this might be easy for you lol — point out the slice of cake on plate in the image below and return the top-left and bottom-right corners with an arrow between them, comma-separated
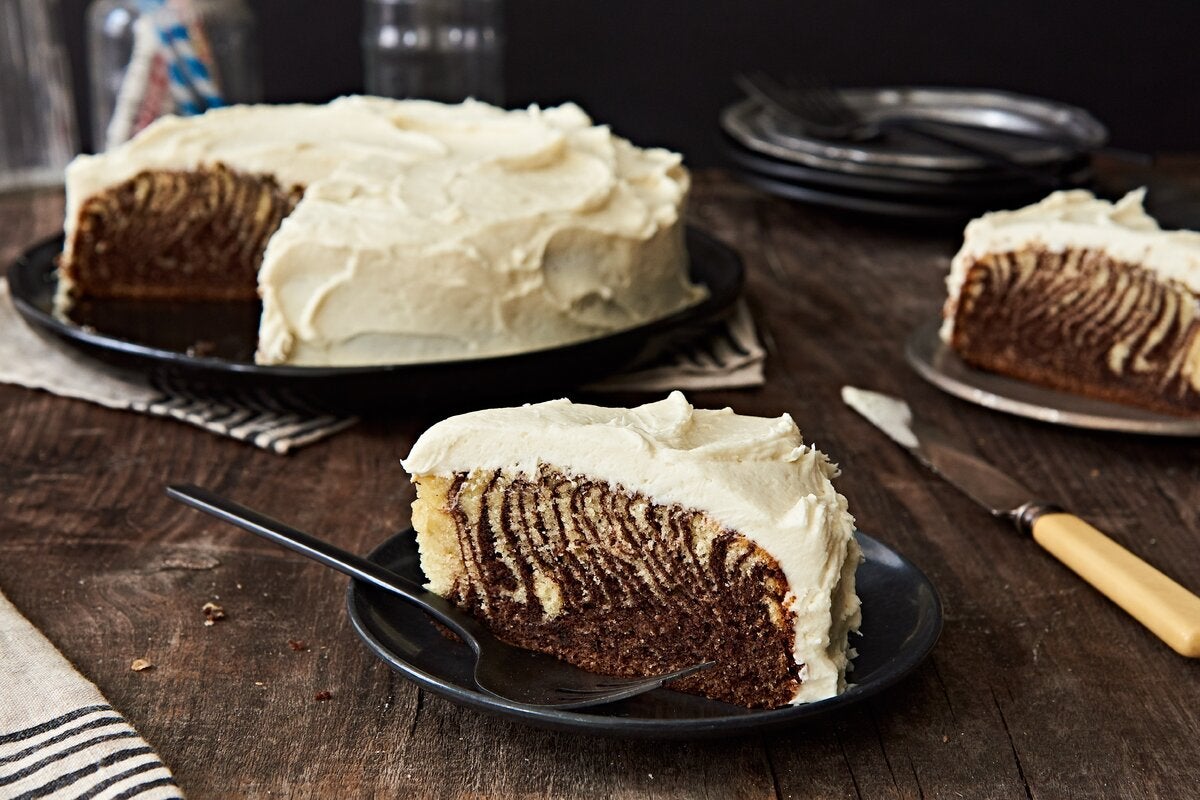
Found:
942,189 -> 1200,416
58,97 -> 705,367
401,392 -> 862,709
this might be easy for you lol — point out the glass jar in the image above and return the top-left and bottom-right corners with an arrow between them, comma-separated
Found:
363,0 -> 504,105
87,0 -> 261,151
0,0 -> 78,192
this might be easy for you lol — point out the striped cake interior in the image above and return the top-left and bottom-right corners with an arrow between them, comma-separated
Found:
61,163 -> 303,303
949,248 -> 1200,416
411,465 -> 803,708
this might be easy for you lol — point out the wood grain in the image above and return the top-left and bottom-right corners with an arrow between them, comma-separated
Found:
2,169 -> 1199,798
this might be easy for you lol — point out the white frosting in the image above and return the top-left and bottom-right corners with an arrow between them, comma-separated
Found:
63,97 -> 704,366
942,189 -> 1200,341
401,391 -> 862,704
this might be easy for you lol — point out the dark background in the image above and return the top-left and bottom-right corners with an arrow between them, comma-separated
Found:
60,0 -> 1200,166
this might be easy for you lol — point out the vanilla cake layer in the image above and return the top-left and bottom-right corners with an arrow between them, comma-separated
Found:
942,190 -> 1200,415
402,392 -> 862,708
59,97 -> 705,367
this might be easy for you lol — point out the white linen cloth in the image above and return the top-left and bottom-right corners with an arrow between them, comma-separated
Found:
0,589 -> 183,800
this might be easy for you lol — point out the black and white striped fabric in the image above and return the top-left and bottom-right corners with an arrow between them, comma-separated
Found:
0,591 -> 182,800
0,281 -> 354,455
129,377 -> 359,455
587,299 -> 765,392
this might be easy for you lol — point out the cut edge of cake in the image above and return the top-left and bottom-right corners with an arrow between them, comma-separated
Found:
56,163 -> 303,310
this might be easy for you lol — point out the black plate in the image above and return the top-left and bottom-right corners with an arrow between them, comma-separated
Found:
6,228 -> 743,413
346,529 -> 942,739
732,170 -> 981,222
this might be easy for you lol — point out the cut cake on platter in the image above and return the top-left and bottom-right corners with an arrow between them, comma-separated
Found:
58,97 -> 705,367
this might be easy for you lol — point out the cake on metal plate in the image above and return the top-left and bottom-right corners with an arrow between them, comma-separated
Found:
401,392 -> 862,709
56,97 -> 705,367
942,189 -> 1200,416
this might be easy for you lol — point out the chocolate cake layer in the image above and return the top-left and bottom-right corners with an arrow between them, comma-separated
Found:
60,163 -> 302,302
949,248 -> 1200,416
424,466 -> 802,709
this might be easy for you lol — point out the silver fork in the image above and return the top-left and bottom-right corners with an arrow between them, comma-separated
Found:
737,71 -> 870,141
166,484 -> 713,709
736,71 -> 1069,186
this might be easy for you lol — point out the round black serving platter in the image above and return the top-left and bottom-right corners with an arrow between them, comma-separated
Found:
346,529 -> 943,739
6,227 -> 743,414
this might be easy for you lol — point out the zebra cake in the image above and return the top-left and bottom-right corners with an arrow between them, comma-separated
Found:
57,97 -> 704,367
942,189 -> 1200,416
400,392 -> 862,709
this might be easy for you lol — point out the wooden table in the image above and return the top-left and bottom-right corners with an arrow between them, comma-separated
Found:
3,166 -> 1198,799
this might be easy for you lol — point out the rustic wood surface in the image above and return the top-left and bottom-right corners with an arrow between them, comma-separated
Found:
2,164 -> 1199,799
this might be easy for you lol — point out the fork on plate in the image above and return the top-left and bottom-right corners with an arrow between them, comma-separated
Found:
166,484 -> 713,709
735,71 -> 1080,185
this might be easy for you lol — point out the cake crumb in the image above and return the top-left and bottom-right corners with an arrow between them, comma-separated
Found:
288,639 -> 308,652
314,690 -> 332,701
130,658 -> 154,672
202,601 -> 226,625
159,553 -> 221,571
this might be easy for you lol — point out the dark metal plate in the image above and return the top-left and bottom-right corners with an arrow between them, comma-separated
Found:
721,87 -> 1107,179
907,320 -> 1200,436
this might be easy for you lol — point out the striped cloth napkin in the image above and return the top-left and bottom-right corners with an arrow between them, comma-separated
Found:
0,589 -> 182,800
1,279 -> 765,454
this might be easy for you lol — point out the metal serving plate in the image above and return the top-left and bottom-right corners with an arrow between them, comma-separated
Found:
906,321 -> 1200,436
732,170 -> 981,222
721,133 -> 1091,201
721,87 -> 1107,180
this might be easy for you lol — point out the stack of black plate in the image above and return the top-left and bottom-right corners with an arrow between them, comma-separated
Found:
720,87 -> 1108,222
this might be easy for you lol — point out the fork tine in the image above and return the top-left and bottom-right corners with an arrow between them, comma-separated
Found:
738,71 -> 861,138
741,72 -> 813,122
785,73 -> 857,126
481,661 -> 718,709
554,661 -> 715,695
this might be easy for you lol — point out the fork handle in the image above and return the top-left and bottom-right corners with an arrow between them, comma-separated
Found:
883,118 -> 1066,187
166,484 -> 490,648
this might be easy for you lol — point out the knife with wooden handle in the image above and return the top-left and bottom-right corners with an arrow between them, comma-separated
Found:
842,386 -> 1200,658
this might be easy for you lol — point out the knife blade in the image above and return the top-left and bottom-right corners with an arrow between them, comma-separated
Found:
842,386 -> 1200,658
